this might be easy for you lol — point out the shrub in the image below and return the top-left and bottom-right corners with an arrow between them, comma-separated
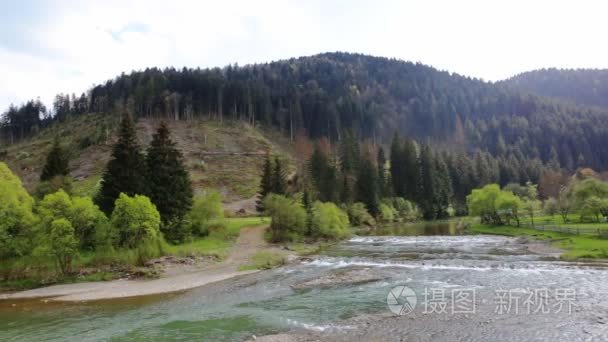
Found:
347,202 -> 376,226
110,193 -> 162,249
0,162 -> 37,258
37,189 -> 108,250
392,197 -> 421,221
48,218 -> 78,275
310,201 -> 350,240
378,203 -> 397,223
263,194 -> 307,242
186,190 -> 225,237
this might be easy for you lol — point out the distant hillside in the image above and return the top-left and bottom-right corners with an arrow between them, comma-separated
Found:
0,113 -> 292,202
3,52 -> 608,170
503,68 -> 608,109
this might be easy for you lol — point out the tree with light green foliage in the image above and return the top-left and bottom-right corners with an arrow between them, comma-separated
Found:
346,202 -> 376,227
110,193 -> 162,249
263,194 -> 307,242
310,201 -> 350,240
48,218 -> 78,275
467,184 -> 503,225
495,191 -> 523,226
186,190 -> 225,237
378,203 -> 397,223
37,189 -> 108,250
571,178 -> 608,221
580,196 -> 608,222
0,162 -> 37,258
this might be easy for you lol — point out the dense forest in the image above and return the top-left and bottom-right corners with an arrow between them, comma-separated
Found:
503,68 -> 608,109
3,52 -> 608,171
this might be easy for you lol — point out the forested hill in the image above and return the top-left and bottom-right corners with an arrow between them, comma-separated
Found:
3,52 -> 608,171
503,68 -> 608,109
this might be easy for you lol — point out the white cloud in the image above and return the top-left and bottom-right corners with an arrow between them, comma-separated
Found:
1,0 -> 608,110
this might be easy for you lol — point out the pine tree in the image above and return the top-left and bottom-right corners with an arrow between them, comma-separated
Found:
402,137 -> 420,202
356,154 -> 380,216
145,122 -> 193,241
419,144 -> 438,220
340,173 -> 353,204
95,114 -> 146,214
308,144 -> 338,202
271,156 -> 287,195
377,147 -> 388,198
434,153 -> 453,218
256,153 -> 273,212
390,133 -> 404,197
40,136 -> 69,181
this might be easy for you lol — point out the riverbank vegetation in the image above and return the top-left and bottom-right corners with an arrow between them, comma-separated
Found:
0,115 -> 268,290
466,171 -> 608,259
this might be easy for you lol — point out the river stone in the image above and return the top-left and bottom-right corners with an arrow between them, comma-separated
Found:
291,267 -> 384,290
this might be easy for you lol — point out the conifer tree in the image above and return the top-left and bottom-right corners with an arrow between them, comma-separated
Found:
145,122 -> 193,241
390,133 -> 404,197
309,144 -> 338,202
434,153 -> 453,218
256,153 -> 273,212
271,156 -> 287,195
377,147 -> 388,198
356,154 -> 380,216
340,173 -> 353,204
402,137 -> 421,202
40,137 -> 69,181
419,144 -> 438,220
95,114 -> 146,214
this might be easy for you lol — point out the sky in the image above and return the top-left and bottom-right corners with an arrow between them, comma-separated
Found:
1,0 -> 608,111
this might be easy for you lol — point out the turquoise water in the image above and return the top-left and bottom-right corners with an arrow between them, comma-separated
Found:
2,224 -> 608,341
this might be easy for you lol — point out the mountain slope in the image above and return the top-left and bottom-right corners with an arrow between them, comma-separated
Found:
3,52 -> 608,171
1,113 -> 292,202
502,68 -> 608,109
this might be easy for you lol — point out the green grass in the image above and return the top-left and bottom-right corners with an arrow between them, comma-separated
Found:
238,251 -> 286,271
533,214 -> 608,229
469,223 -> 608,259
167,217 -> 269,258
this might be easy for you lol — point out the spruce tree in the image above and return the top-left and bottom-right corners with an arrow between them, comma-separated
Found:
95,114 -> 146,214
402,137 -> 421,202
356,154 -> 380,216
377,147 -> 388,198
256,153 -> 273,212
271,156 -> 287,194
40,137 -> 69,181
145,122 -> 193,241
419,144 -> 438,220
389,133 -> 404,197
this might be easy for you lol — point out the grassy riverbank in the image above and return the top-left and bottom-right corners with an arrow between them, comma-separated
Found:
0,217 -> 269,291
469,224 -> 608,260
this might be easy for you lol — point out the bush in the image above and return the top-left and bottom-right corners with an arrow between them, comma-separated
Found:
186,190 -> 225,237
48,218 -> 78,275
310,201 -> 350,240
391,197 -> 421,221
37,189 -> 108,250
0,162 -> 37,258
263,194 -> 307,242
347,202 -> 376,226
110,193 -> 162,249
378,203 -> 397,223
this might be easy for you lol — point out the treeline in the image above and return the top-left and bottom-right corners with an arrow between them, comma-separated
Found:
504,68 -> 608,109
258,129 -> 550,240
4,53 -> 608,171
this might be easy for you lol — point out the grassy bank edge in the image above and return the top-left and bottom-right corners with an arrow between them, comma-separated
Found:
468,223 -> 608,260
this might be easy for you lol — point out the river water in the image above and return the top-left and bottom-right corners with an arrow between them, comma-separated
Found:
1,222 -> 608,341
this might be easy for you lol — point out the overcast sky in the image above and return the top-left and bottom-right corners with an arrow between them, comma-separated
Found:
1,0 -> 607,110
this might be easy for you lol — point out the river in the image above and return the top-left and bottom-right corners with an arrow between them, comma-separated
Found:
1,222 -> 607,341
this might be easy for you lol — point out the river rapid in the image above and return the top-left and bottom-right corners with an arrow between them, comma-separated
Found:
1,222 -> 608,341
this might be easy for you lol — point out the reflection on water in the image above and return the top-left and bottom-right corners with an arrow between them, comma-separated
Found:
1,224 -> 607,341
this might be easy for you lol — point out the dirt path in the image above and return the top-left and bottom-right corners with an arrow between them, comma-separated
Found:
0,225 -> 270,302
